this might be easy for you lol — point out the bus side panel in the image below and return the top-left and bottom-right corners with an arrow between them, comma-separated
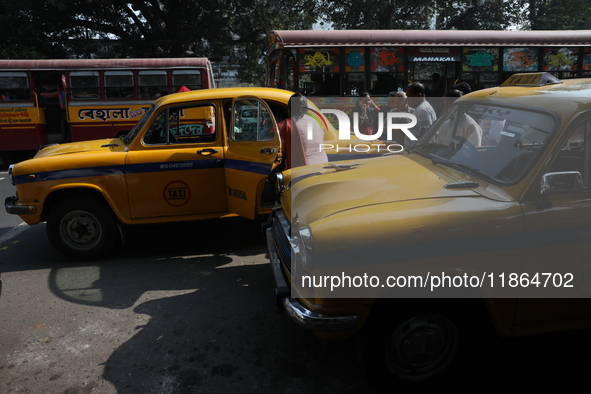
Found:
0,104 -> 48,151
68,102 -> 151,141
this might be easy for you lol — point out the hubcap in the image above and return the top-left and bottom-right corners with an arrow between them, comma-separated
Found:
385,315 -> 458,381
59,210 -> 102,251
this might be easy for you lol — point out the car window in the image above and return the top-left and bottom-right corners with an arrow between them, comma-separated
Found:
232,99 -> 275,142
143,103 -> 217,145
548,118 -> 591,188
414,102 -> 557,184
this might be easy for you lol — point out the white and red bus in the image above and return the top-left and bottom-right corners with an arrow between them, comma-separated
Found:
0,58 -> 215,156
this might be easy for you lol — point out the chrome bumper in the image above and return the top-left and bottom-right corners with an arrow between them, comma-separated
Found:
265,226 -> 358,331
5,196 -> 36,215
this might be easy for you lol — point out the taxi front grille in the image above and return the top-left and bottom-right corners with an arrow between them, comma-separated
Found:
271,209 -> 292,273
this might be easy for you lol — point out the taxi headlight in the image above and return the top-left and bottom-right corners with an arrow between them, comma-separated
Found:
8,164 -> 14,186
290,221 -> 314,275
275,172 -> 285,198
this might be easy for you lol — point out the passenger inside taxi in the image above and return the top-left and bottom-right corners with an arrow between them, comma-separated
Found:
433,90 -> 483,148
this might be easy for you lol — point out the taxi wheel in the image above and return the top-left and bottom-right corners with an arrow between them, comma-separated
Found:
47,198 -> 119,260
358,300 -> 479,390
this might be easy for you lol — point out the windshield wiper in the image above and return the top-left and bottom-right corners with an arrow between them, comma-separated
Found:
431,159 -> 497,184
408,141 -> 445,154
406,143 -> 428,152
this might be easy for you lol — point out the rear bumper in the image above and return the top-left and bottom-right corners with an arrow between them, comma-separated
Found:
265,224 -> 358,332
5,196 -> 36,215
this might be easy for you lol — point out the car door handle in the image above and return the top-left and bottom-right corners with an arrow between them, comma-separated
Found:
260,148 -> 275,154
197,148 -> 218,155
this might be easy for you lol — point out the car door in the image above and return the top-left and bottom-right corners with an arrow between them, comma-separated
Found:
125,101 -> 226,219
224,97 -> 282,219
517,117 -> 591,325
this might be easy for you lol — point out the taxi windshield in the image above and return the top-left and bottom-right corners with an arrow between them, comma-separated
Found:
411,102 -> 557,185
123,104 -> 156,144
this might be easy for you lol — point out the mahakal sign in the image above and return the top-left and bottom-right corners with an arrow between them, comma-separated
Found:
407,47 -> 461,62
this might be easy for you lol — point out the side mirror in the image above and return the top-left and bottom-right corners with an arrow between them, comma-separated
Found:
541,171 -> 583,195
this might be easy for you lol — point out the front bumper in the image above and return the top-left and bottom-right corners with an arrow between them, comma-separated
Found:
5,196 -> 36,215
265,221 -> 358,332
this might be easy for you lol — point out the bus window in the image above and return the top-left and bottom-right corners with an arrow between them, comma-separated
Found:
139,70 -> 168,98
172,70 -> 202,91
346,73 -> 365,96
370,73 -> 402,95
70,71 -> 100,99
0,72 -> 30,101
298,48 -> 341,96
105,70 -> 134,99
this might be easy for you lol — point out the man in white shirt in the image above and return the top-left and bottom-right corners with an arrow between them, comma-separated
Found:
405,82 -> 437,148
277,92 -> 328,169
433,90 -> 482,148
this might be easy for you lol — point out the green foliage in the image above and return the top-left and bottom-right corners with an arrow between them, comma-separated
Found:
0,0 -> 319,85
319,0 -> 525,30
527,0 -> 591,30
0,0 -> 68,58
433,0 -> 526,30
319,0 -> 435,29
0,0 -> 589,84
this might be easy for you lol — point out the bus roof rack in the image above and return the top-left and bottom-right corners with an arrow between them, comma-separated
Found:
501,72 -> 562,87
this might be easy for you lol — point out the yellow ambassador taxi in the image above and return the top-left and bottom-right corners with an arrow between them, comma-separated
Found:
266,73 -> 591,389
5,87 -> 372,260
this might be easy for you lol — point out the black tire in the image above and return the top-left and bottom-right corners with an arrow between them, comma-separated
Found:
358,300 -> 480,391
46,198 -> 119,260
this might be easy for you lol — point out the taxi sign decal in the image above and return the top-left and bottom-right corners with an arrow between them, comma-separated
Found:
500,72 -> 562,87
164,180 -> 191,207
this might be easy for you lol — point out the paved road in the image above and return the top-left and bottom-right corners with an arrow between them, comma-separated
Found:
0,218 -> 382,393
1,200 -> 590,392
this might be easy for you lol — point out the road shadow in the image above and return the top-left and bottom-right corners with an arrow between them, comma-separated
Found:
2,217 -> 590,392
101,262 -> 379,393
2,217 -> 270,308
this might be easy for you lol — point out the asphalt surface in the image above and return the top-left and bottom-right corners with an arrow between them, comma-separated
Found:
1,166 -> 591,393
0,218 -> 381,394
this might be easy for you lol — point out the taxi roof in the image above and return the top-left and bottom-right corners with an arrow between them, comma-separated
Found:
468,75 -> 591,99
154,87 -> 295,106
463,75 -> 591,115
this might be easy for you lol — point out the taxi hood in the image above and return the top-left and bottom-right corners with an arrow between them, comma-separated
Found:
34,138 -> 124,158
286,154 -> 482,225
